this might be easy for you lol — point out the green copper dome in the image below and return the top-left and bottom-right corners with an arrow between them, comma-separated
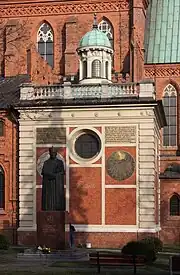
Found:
79,16 -> 112,48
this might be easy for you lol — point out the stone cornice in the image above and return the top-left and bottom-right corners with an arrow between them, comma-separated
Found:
0,0 -> 129,17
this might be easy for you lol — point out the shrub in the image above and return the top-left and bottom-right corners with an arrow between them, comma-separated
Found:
0,234 -> 9,250
121,240 -> 156,263
140,237 -> 163,253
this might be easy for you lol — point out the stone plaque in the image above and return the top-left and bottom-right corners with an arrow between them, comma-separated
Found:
36,128 -> 66,144
37,211 -> 65,249
106,150 -> 135,181
105,126 -> 136,144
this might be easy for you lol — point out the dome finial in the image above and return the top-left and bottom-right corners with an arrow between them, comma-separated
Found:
93,13 -> 98,29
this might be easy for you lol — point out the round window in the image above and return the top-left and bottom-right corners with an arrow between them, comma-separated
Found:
74,131 -> 101,160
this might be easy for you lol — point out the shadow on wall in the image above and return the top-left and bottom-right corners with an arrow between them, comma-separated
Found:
160,194 -> 180,245
18,110 -> 89,249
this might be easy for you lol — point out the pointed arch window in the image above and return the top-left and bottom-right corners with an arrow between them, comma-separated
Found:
37,22 -> 54,67
98,19 -> 114,48
162,84 -> 177,146
0,166 -> 5,209
170,194 -> 180,216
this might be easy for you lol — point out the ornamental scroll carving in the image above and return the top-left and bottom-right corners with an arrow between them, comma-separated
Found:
0,1 -> 129,17
106,150 -> 135,181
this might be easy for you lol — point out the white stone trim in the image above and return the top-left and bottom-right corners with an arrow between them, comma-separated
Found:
17,226 -> 37,232
105,185 -> 136,189
66,127 -> 70,212
102,126 -> 105,225
69,164 -> 102,167
65,225 -> 161,233
36,144 -> 66,147
68,126 -> 103,165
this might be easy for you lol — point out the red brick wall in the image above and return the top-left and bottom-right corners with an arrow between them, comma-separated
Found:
0,112 -> 18,244
69,167 -> 101,224
105,189 -> 136,225
160,180 -> 180,244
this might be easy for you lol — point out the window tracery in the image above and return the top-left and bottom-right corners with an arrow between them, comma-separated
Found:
98,19 -> 113,47
162,84 -> 177,147
37,22 -> 54,67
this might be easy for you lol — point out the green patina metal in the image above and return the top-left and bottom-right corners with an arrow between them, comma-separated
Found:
145,0 -> 180,64
79,28 -> 112,48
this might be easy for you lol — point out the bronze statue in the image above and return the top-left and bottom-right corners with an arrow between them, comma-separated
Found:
41,147 -> 65,211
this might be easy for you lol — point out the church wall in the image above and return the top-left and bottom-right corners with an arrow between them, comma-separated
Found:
0,112 -> 18,243
145,64 -> 180,243
1,1 -> 131,80
17,106 -> 160,247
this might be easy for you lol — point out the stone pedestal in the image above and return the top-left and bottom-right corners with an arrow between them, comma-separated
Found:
37,211 -> 65,249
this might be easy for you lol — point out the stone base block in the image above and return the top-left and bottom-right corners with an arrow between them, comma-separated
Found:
37,211 -> 65,249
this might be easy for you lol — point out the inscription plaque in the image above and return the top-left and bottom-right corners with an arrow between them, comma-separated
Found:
105,126 -> 136,144
106,150 -> 135,181
36,128 -> 66,144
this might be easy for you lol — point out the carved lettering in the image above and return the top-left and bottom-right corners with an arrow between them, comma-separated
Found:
36,127 -> 66,144
105,126 -> 136,143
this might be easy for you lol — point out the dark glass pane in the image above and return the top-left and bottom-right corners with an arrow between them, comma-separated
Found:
46,55 -> 54,68
170,135 -> 176,146
163,135 -> 169,146
75,133 -> 101,159
170,116 -> 176,126
38,42 -> 45,55
46,42 -> 53,54
170,96 -> 176,107
163,97 -> 169,106
163,126 -> 169,135
0,121 -> 3,136
169,107 -> 176,115
170,195 -> 180,216
105,62 -> 108,79
0,169 -> 4,209
83,61 -> 87,79
164,107 -> 169,115
169,126 -> 176,135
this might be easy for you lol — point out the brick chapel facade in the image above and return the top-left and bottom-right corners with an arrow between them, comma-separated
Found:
0,0 -> 179,246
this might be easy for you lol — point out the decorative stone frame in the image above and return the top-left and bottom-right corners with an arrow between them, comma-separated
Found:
68,127 -> 102,164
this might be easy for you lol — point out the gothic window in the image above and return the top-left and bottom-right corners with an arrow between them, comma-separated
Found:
170,194 -> 180,216
37,22 -> 54,67
82,61 -> 87,79
92,60 -> 101,78
98,19 -> 114,48
0,120 -> 4,136
0,166 -> 5,209
162,84 -> 177,146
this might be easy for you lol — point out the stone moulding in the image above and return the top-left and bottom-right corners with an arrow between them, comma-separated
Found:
0,0 -> 129,17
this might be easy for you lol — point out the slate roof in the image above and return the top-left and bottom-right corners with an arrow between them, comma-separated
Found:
0,74 -> 29,109
144,0 -> 180,64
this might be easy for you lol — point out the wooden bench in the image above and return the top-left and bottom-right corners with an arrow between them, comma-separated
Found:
89,251 -> 146,274
170,255 -> 180,275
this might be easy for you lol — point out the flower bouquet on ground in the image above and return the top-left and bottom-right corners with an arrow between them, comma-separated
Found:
37,245 -> 51,254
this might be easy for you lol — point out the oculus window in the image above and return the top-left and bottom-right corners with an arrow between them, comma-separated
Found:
74,130 -> 101,160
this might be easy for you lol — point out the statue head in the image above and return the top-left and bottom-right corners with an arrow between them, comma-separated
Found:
49,146 -> 57,159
